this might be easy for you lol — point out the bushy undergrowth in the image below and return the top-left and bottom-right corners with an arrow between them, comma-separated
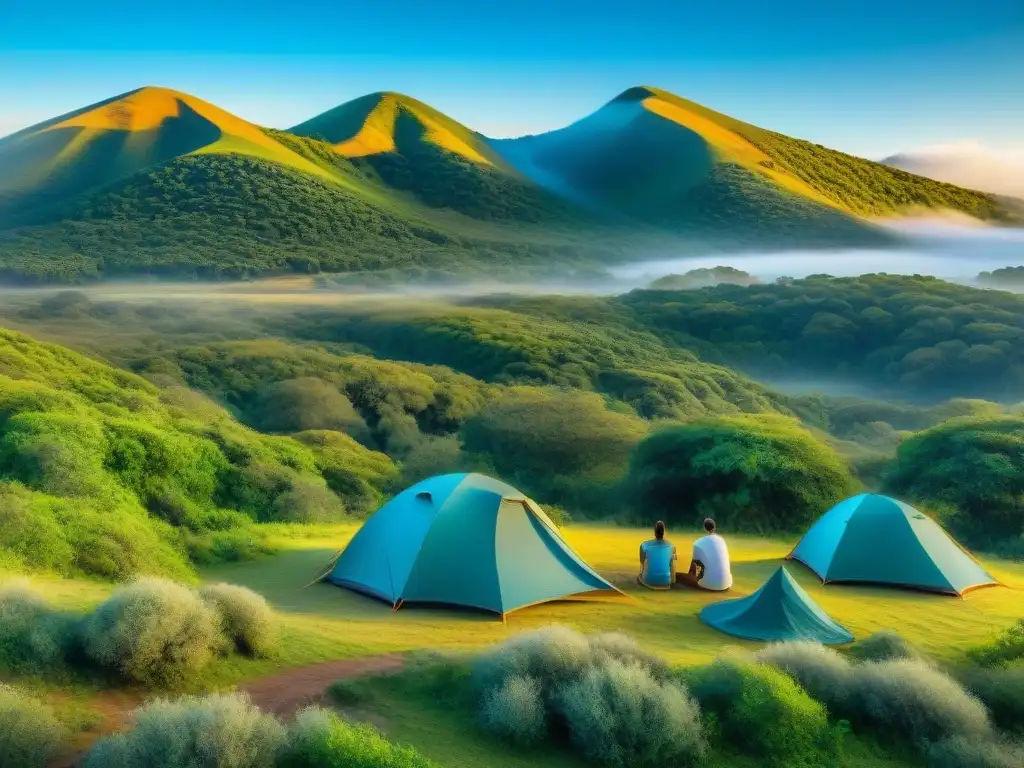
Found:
951,666 -> 1024,735
684,657 -> 833,767
200,583 -> 278,657
853,660 -> 991,747
479,674 -> 545,746
0,684 -> 64,768
84,693 -> 285,768
472,626 -> 703,767
847,631 -> 927,664
82,578 -> 222,685
559,659 -> 705,768
0,582 -> 77,673
84,697 -> 438,768
279,706 -> 440,767
970,619 -> 1024,667
757,641 -> 994,751
927,735 -> 1024,768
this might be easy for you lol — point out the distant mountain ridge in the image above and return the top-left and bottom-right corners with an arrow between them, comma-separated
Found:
0,85 -> 1019,283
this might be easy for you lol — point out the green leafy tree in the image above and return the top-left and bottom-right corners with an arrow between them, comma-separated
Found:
627,414 -> 857,532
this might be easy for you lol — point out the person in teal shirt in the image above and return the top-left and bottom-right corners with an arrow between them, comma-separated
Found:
639,521 -> 677,589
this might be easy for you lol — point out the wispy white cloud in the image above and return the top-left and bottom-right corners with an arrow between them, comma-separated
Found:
885,141 -> 1024,197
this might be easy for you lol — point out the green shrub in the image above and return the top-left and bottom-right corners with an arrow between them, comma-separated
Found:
199,583 -> 278,657
970,620 -> 1024,667
84,692 -> 284,768
83,578 -> 220,684
559,659 -> 705,768
849,659 -> 991,746
279,706 -> 440,767
952,666 -> 1024,734
479,674 -> 545,746
586,632 -> 670,679
461,387 -> 648,513
883,417 -> 1024,551
685,657 -> 833,766
0,684 -> 65,768
471,625 -> 593,695
847,631 -> 928,664
627,415 -> 857,533
927,735 -> 1024,768
755,641 -> 854,712
0,582 -> 78,673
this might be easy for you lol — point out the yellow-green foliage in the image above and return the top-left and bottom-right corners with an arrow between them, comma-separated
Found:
684,657 -> 832,767
0,329 -> 397,578
280,706 -> 442,768
0,683 -> 64,768
627,414 -> 857,532
199,583 -> 278,657
82,578 -> 222,685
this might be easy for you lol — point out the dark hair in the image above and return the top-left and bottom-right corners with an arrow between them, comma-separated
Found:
704,518 -> 716,533
654,521 -> 665,540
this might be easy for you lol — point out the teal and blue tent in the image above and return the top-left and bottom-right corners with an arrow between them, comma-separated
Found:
788,494 -> 997,596
700,566 -> 854,644
325,473 -> 623,619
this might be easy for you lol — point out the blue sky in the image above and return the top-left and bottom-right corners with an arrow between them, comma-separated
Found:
2,0 -> 1022,158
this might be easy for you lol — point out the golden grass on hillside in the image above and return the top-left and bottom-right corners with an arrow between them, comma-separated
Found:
640,92 -> 841,209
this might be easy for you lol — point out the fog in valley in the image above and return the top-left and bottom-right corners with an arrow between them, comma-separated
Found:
608,220 -> 1024,288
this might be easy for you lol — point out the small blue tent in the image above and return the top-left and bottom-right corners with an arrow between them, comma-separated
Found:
700,567 -> 854,644
325,473 -> 623,618
788,494 -> 997,596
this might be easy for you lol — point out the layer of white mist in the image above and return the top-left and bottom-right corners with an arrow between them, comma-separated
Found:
609,221 -> 1024,287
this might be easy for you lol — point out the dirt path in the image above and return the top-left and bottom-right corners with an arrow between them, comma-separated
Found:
50,654 -> 406,767
241,654 -> 406,717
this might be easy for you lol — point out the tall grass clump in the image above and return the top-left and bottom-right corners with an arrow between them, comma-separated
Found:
847,631 -> 927,664
0,582 -> 78,673
849,659 -> 991,747
199,583 -> 278,657
479,674 -> 545,746
82,577 -> 220,685
279,706 -> 441,767
970,619 -> 1024,667
0,684 -> 65,768
83,692 -> 284,768
684,657 -> 834,767
559,659 -> 705,768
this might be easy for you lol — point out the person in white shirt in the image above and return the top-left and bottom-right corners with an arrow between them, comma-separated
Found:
677,518 -> 733,591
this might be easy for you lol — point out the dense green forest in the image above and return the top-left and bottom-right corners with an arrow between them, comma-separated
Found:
616,273 -> 1024,402
1,272 -> 1022,569
0,154 -> 630,283
978,266 -> 1024,288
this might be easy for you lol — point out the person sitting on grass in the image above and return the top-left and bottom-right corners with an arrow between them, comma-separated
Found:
638,520 -> 677,589
677,518 -> 733,591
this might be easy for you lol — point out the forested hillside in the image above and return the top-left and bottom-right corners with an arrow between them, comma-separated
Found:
1,86 -> 1020,283
617,274 -> 1024,402
3,274 -> 1022,558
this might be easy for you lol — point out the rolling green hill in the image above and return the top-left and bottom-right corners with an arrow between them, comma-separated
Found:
0,85 -> 1019,283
